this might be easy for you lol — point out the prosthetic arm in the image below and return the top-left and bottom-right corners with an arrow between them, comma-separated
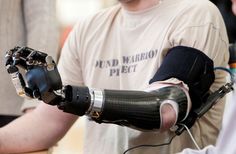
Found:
5,46 -> 224,133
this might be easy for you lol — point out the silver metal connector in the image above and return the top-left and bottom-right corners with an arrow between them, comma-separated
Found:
86,89 -> 104,119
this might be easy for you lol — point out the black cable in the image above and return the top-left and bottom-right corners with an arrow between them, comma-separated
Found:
122,134 -> 176,154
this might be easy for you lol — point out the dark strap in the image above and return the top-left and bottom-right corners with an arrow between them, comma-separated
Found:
149,46 -> 215,110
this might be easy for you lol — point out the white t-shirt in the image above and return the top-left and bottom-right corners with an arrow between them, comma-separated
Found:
58,0 -> 229,153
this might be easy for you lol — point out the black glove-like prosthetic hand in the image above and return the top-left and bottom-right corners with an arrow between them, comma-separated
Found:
5,46 -> 233,134
5,46 -> 62,105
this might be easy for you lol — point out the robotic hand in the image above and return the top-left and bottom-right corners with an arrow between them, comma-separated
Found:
5,46 -> 232,134
5,46 -> 62,105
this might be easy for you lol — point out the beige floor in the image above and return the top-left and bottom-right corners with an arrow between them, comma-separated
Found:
51,118 -> 85,154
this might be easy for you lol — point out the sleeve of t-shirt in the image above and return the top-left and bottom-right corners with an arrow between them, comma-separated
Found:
57,23 -> 85,86
168,6 -> 229,92
169,21 -> 229,69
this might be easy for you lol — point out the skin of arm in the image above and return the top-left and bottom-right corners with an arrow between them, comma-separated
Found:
0,103 -> 77,153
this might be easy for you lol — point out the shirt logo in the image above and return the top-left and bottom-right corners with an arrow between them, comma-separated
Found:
95,49 -> 158,77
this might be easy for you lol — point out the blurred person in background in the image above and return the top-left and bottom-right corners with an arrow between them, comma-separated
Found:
0,0 -> 59,126
0,0 -> 229,154
210,0 -> 236,43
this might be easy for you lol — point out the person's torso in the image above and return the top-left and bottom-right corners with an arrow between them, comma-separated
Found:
68,0 -> 229,153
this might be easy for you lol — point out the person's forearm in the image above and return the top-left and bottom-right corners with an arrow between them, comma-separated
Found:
0,103 -> 77,153
0,113 -> 50,153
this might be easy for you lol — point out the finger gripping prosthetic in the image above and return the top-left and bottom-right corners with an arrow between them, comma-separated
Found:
5,46 -> 215,132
